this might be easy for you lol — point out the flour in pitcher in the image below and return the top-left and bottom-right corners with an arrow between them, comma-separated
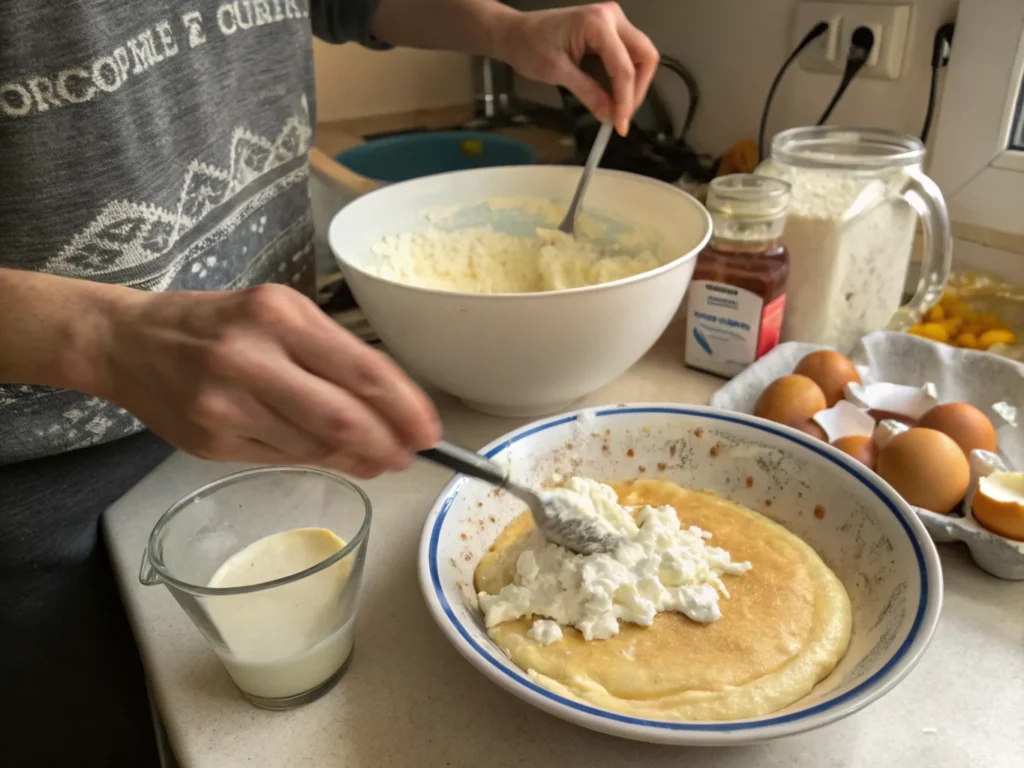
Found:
758,165 -> 917,352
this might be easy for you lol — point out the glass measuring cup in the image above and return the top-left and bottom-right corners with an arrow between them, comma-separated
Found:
756,127 -> 952,352
140,467 -> 371,710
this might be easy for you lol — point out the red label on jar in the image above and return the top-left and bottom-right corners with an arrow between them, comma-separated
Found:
758,293 -> 786,358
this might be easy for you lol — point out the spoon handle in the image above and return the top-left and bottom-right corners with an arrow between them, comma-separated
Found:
559,120 -> 614,234
419,441 -> 508,488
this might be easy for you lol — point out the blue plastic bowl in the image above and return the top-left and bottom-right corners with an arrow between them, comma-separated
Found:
335,131 -> 538,183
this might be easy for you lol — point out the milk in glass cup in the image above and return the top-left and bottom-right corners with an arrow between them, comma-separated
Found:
140,467 -> 371,710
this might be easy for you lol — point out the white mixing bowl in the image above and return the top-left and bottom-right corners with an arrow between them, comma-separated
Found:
419,405 -> 943,745
328,166 -> 711,416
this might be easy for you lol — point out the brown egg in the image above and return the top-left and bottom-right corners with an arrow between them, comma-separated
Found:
832,435 -> 878,470
754,375 -> 828,426
876,428 -> 970,513
793,418 -> 828,441
794,350 -> 862,406
918,402 -> 997,457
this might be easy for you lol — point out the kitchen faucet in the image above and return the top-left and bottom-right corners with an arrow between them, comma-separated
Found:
469,54 -> 516,126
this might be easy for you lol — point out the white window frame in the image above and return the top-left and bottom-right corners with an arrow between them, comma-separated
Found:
929,0 -> 1024,245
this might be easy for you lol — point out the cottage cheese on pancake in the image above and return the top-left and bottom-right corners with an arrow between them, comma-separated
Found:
478,477 -> 751,641
474,478 -> 852,721
369,226 -> 662,293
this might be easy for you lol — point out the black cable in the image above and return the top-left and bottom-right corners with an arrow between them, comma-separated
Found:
658,55 -> 700,141
816,26 -> 876,125
758,21 -> 830,162
920,66 -> 941,145
921,22 -> 956,143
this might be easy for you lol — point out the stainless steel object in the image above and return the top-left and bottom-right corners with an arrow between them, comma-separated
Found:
557,54 -> 614,235
472,56 -> 514,121
419,440 -> 622,555
471,0 -> 518,123
558,120 -> 614,236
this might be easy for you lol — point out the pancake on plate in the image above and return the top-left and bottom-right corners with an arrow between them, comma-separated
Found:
474,478 -> 852,721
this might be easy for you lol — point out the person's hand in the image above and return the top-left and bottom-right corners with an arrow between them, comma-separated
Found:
98,283 -> 441,478
494,2 -> 659,136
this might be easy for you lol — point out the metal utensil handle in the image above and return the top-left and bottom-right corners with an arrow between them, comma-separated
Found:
565,121 -> 613,213
558,53 -> 615,234
419,441 -> 509,487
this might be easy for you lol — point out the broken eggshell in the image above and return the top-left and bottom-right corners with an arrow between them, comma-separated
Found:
964,450 -> 1011,519
843,382 -> 938,421
872,419 -> 910,451
962,452 -> 1024,579
916,449 -> 1024,579
812,400 -> 876,443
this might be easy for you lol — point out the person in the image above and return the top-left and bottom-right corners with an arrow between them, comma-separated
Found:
0,0 -> 657,763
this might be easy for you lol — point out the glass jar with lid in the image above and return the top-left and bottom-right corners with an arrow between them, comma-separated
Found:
684,174 -> 792,378
756,127 -> 952,352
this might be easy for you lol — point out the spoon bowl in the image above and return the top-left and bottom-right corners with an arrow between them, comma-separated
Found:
419,441 -> 621,554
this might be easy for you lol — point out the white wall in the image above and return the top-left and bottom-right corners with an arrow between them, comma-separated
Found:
517,0 -> 959,155
312,40 -> 473,123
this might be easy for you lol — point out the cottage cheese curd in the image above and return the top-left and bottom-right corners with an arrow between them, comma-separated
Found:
526,619 -> 563,645
477,477 -> 751,642
369,226 -> 662,294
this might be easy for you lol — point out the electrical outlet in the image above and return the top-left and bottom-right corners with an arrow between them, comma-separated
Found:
793,2 -> 912,81
808,12 -> 844,64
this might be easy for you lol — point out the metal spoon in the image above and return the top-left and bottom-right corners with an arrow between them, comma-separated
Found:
557,120 -> 614,236
558,54 -> 616,236
419,440 -> 622,555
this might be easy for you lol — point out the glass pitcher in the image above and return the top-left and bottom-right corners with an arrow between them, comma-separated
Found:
756,127 -> 952,352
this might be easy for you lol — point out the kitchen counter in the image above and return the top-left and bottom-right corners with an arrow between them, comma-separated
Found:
103,334 -> 1024,768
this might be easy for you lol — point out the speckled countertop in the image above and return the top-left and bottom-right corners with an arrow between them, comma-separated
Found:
103,328 -> 1024,768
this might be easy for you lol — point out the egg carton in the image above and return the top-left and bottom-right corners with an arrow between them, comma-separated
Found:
709,330 -> 1024,580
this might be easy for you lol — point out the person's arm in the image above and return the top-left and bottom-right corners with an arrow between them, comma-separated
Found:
0,268 -> 440,477
369,0 -> 512,57
311,0 -> 657,134
369,0 -> 659,137
309,0 -> 396,47
0,268 -> 117,394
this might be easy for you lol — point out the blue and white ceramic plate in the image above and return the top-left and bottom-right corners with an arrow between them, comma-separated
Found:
418,404 -> 943,745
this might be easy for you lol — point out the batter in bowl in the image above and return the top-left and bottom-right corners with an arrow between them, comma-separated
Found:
474,478 -> 852,721
369,224 -> 663,294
